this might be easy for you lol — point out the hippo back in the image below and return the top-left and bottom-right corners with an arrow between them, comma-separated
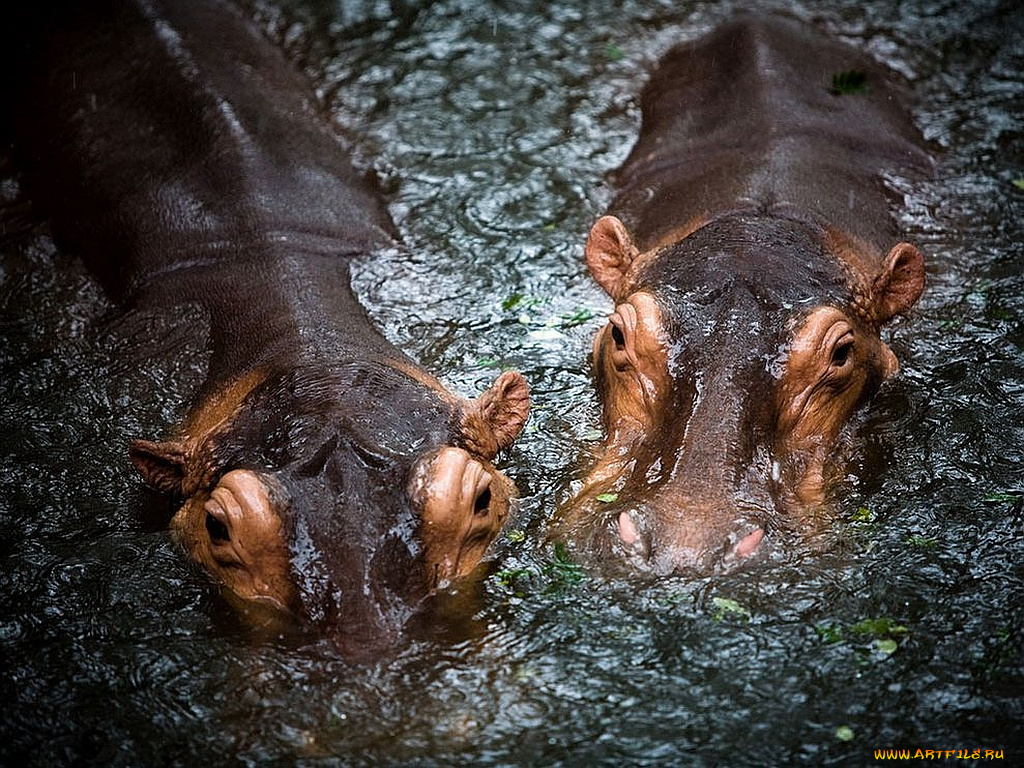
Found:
8,0 -> 396,302
611,16 -> 933,256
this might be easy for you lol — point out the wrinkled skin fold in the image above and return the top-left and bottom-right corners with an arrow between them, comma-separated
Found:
6,0 -> 530,656
549,16 -> 931,576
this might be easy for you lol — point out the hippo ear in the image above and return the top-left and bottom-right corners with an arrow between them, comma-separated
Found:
871,242 -> 925,324
585,215 -> 640,299
128,439 -> 189,496
461,371 -> 531,459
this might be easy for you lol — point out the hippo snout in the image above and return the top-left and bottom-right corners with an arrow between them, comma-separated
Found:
615,503 -> 767,575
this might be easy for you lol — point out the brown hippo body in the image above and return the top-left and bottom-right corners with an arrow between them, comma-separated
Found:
8,0 -> 529,655
551,17 -> 931,575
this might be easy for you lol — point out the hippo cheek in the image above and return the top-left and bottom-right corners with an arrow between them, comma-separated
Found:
412,447 -> 511,587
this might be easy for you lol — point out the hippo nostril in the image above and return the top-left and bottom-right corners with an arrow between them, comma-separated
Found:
734,527 -> 764,559
618,511 -> 639,546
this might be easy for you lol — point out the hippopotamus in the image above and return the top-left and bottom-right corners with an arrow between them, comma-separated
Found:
549,16 -> 931,575
6,0 -> 529,654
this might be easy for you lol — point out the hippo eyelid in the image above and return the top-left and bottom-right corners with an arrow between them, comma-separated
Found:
831,335 -> 854,367
608,313 -> 627,346
203,496 -> 234,549
205,509 -> 231,544
825,324 -> 856,369
608,307 -> 639,370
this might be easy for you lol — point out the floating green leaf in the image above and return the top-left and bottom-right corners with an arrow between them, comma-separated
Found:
502,293 -> 524,311
711,597 -> 750,621
850,617 -> 909,638
851,507 -> 874,523
815,624 -> 844,644
1012,179 -> 1024,190
907,535 -> 939,548
984,491 -> 1023,505
476,356 -> 500,369
829,70 -> 870,95
657,591 -> 692,608
543,541 -> 585,587
561,308 -> 595,328
506,529 -> 526,543
819,617 -> 910,657
874,638 -> 899,655
605,43 -> 625,61
493,566 -> 536,594
835,725 -> 855,742
990,304 -> 1013,321
595,492 -> 618,503
503,293 -> 545,312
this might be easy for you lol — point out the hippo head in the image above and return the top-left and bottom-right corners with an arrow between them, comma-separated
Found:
552,213 -> 924,575
129,362 -> 529,652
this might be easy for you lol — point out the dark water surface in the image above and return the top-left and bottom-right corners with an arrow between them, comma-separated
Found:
2,0 -> 1022,764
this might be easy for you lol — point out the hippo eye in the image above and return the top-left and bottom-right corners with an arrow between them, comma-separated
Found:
473,486 -> 492,516
205,511 -> 230,544
611,323 -> 626,349
831,335 -> 855,368
607,309 -> 635,370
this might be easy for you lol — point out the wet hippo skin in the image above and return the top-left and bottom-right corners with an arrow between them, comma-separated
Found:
7,0 -> 529,654
550,16 -> 931,575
